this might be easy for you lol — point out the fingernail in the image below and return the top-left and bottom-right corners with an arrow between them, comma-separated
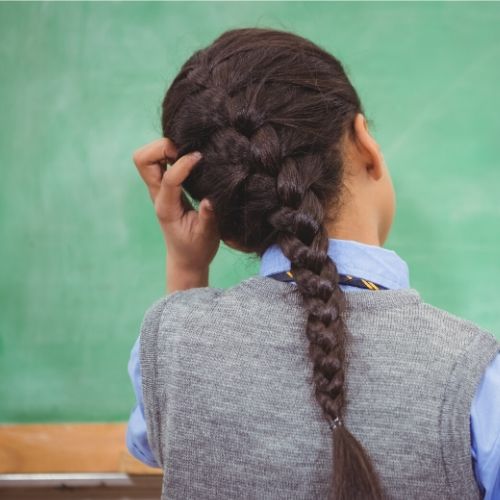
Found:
192,151 -> 202,159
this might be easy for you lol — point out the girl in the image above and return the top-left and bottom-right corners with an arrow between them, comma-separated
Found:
127,28 -> 500,499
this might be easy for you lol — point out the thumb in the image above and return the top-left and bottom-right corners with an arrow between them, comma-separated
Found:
198,198 -> 217,230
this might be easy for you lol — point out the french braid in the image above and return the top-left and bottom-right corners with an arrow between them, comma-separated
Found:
161,27 -> 384,499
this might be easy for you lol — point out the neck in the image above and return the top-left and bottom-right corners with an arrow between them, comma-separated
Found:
325,195 -> 385,246
326,220 -> 382,247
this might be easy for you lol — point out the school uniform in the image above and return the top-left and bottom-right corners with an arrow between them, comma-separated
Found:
127,238 -> 500,499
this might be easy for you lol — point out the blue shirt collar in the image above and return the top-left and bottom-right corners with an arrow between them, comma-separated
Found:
259,238 -> 410,290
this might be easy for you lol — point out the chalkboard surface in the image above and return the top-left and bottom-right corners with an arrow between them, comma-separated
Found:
1,2 -> 499,423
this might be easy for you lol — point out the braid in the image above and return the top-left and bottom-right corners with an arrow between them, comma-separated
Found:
161,27 -> 385,499
269,181 -> 382,499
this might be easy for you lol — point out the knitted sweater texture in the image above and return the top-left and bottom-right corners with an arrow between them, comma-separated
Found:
139,275 -> 500,499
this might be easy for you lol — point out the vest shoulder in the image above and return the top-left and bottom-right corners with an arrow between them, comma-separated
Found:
164,284 -> 225,304
416,300 -> 499,346
157,276 -> 272,308
141,286 -> 225,324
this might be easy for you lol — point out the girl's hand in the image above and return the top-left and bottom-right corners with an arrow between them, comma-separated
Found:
132,137 -> 220,272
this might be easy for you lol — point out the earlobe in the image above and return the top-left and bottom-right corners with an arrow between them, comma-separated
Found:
353,113 -> 384,181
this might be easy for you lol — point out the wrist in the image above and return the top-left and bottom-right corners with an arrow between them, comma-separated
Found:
166,255 -> 209,294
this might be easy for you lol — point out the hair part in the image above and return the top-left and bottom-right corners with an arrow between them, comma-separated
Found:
161,27 -> 384,499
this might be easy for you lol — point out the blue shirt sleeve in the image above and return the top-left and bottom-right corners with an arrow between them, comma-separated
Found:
126,334 -> 160,468
470,351 -> 500,499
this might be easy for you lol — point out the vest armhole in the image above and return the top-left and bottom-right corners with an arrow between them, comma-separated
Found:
439,330 -> 500,497
139,294 -> 178,469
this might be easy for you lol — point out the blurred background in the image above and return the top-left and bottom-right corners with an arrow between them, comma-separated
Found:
0,1 -> 499,493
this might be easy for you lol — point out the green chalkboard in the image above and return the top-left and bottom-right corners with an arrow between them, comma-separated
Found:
1,2 -> 499,424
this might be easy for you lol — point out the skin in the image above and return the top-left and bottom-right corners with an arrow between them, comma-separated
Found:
329,112 -> 396,247
132,141 -> 218,293
132,113 -> 396,294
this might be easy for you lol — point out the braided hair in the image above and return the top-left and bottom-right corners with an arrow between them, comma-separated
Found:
161,27 -> 384,499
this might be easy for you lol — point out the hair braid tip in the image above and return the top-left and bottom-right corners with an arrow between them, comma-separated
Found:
329,416 -> 343,431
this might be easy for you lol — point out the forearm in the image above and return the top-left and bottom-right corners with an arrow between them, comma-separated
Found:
166,254 -> 209,294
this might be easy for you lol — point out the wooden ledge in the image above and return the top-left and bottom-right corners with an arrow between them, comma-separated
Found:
0,423 -> 162,475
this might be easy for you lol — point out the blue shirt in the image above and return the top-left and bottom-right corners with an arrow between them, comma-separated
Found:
127,238 -> 500,497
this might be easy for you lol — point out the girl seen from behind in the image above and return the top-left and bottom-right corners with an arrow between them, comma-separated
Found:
127,28 -> 500,499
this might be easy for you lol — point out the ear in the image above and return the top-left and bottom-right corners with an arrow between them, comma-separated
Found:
352,113 -> 384,181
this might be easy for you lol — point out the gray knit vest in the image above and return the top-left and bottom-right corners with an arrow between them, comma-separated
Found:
139,275 -> 500,499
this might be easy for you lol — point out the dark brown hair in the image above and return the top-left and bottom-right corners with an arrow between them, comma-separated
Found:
161,27 -> 383,499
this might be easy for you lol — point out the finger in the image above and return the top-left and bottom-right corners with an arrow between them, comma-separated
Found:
132,137 -> 178,168
197,198 -> 218,234
132,138 -> 178,201
155,152 -> 203,223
